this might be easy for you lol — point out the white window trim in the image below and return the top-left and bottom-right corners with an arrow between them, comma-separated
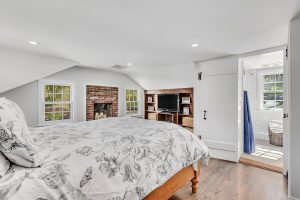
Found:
125,88 -> 140,116
257,68 -> 283,110
38,79 -> 76,126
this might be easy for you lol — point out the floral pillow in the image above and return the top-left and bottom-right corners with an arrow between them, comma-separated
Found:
0,98 -> 40,167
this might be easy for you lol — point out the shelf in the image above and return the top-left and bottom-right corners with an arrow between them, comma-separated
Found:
179,114 -> 193,117
145,110 -> 157,112
159,112 -> 175,116
146,102 -> 155,103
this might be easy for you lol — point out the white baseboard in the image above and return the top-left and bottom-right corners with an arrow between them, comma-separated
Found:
289,196 -> 300,200
203,139 -> 239,162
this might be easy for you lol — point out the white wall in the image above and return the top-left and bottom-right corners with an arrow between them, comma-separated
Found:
0,81 -> 38,126
243,69 -> 283,140
1,66 -> 144,127
289,16 -> 300,200
127,62 -> 197,90
0,44 -> 77,93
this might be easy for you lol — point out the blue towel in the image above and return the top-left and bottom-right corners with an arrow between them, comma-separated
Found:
244,91 -> 255,154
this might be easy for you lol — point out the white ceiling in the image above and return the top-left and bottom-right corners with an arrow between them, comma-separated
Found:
243,51 -> 284,70
0,0 -> 300,92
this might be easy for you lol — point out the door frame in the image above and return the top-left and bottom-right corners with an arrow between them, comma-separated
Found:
238,45 -> 289,176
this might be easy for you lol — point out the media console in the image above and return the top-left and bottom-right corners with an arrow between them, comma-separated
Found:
144,88 -> 194,129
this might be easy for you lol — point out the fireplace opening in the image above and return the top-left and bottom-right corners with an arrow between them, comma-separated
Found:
94,103 -> 113,120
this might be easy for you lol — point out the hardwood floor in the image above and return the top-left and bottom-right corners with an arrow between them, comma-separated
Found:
170,158 -> 288,200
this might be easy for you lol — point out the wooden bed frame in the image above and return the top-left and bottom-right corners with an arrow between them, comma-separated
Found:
144,161 -> 201,200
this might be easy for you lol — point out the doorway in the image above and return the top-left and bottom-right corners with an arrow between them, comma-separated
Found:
239,50 -> 287,173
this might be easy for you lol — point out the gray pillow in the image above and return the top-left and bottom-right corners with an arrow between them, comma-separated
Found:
0,98 -> 40,167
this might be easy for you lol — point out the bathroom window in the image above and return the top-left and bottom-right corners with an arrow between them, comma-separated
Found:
260,72 -> 283,109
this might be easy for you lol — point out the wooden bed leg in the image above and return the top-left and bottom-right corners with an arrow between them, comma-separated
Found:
191,173 -> 199,193
191,162 -> 200,194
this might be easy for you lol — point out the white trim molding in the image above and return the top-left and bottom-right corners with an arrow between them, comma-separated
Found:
202,139 -> 239,162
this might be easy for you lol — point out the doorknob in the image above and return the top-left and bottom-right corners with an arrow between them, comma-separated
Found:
203,110 -> 207,120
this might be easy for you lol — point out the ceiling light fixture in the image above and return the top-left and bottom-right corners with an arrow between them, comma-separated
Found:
29,41 -> 39,45
192,43 -> 199,47
127,62 -> 132,66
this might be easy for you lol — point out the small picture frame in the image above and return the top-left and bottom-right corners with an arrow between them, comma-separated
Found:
148,96 -> 153,103
148,106 -> 155,111
183,107 -> 189,115
182,97 -> 190,104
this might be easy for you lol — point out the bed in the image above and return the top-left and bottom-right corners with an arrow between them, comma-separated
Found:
0,116 -> 209,200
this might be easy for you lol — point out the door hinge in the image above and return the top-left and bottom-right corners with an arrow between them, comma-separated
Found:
283,113 -> 289,118
198,72 -> 202,80
198,135 -> 202,140
285,48 -> 288,58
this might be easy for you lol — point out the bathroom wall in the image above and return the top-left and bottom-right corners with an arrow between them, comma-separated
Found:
243,68 -> 283,140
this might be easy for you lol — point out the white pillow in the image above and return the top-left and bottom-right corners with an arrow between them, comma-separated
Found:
0,98 -> 40,167
0,152 -> 10,176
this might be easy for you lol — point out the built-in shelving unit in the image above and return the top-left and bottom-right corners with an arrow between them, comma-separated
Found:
144,88 -> 194,129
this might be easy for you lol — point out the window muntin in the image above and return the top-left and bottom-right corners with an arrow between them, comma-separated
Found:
262,73 -> 283,109
126,89 -> 138,115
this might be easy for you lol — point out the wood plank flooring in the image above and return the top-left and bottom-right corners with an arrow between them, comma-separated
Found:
170,158 -> 288,200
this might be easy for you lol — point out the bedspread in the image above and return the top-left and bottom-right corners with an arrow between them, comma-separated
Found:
0,117 -> 209,200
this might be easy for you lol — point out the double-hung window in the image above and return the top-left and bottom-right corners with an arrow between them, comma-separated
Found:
39,80 -> 74,125
260,72 -> 283,109
126,89 -> 139,115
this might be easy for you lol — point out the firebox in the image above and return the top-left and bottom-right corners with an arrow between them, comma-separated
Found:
94,103 -> 113,120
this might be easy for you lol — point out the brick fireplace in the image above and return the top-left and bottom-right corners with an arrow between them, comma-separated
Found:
86,85 -> 118,121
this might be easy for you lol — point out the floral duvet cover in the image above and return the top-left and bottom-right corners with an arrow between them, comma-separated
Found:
0,117 -> 209,200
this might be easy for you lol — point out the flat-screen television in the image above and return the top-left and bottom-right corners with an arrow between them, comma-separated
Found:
158,94 -> 179,112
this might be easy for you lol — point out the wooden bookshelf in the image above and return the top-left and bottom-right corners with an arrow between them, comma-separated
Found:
144,88 -> 194,128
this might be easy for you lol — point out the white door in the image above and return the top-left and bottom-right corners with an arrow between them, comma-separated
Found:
283,47 -> 289,176
197,57 -> 239,162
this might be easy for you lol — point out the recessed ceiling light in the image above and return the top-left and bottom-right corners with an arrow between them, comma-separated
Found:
29,41 -> 39,45
127,62 -> 132,66
192,43 -> 199,47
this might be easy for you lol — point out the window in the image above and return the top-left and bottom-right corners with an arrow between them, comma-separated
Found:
39,80 -> 74,125
261,72 -> 283,109
126,89 -> 139,115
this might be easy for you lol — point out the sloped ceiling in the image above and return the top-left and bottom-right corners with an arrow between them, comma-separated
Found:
0,45 -> 78,93
0,0 -> 300,92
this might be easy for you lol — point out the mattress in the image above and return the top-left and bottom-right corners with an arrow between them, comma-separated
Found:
0,117 -> 209,200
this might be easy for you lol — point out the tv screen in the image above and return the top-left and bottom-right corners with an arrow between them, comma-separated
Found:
158,94 -> 179,112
